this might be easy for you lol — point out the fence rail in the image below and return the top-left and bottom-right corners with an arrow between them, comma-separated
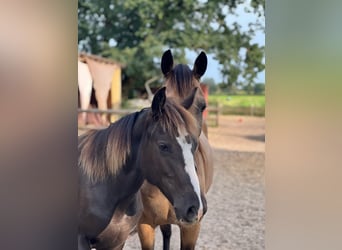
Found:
78,106 -> 220,129
219,106 -> 264,116
78,108 -> 138,115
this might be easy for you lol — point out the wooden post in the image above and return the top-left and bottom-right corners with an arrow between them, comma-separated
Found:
110,66 -> 122,122
216,103 -> 219,127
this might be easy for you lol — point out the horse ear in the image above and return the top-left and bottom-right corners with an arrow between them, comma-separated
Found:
193,51 -> 207,79
182,87 -> 199,110
161,49 -> 174,76
152,87 -> 167,119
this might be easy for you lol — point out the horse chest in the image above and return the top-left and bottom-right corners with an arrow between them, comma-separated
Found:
79,161 -> 143,234
79,181 -> 119,238
140,181 -> 177,224
95,193 -> 143,249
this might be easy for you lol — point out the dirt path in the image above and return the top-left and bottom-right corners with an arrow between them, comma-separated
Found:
124,115 -> 265,249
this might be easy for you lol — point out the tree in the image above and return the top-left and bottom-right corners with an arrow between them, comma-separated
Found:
202,77 -> 218,93
78,0 -> 265,95
253,83 -> 265,95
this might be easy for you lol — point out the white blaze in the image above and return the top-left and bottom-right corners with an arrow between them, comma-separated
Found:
176,132 -> 203,215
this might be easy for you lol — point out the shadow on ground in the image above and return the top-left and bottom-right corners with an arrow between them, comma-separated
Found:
244,134 -> 265,142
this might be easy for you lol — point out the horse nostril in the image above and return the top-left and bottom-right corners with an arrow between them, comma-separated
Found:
186,205 -> 198,222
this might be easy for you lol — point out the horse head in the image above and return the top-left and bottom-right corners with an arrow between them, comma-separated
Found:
161,49 -> 208,134
137,87 -> 206,224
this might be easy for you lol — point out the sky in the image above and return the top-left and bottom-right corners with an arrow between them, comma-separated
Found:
186,2 -> 265,84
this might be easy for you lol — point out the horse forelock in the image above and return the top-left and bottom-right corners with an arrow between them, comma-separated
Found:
156,100 -> 198,139
165,64 -> 200,99
78,112 -> 138,182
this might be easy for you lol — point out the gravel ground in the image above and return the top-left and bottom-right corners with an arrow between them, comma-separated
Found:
124,115 -> 265,250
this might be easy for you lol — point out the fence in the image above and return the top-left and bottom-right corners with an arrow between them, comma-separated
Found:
219,106 -> 264,117
78,106 -> 220,130
207,105 -> 220,127
78,108 -> 137,131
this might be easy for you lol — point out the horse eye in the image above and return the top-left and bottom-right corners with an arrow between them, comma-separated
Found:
200,104 -> 206,112
158,143 -> 169,152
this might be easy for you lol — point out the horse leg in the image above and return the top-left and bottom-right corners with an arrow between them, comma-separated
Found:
138,222 -> 156,250
160,224 -> 172,250
78,234 -> 91,250
180,223 -> 201,250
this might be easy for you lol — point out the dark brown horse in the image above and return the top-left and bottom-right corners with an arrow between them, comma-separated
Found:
78,87 -> 204,250
138,50 -> 214,250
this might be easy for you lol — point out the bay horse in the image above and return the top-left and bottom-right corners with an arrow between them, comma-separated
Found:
78,87 -> 204,250
138,50 -> 214,250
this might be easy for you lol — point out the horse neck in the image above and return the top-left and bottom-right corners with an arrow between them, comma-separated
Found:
107,111 -> 147,199
195,132 -> 214,192
123,110 -> 147,170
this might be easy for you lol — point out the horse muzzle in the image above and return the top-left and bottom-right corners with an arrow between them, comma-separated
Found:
174,193 -> 201,225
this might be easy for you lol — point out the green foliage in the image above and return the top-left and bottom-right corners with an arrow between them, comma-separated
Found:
209,94 -> 265,116
202,77 -> 218,93
253,83 -> 265,95
78,0 -> 265,94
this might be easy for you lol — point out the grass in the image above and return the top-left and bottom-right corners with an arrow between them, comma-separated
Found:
208,95 -> 265,108
208,94 -> 265,116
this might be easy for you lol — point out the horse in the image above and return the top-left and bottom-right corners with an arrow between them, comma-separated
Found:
138,50 -> 214,250
78,87 -> 205,250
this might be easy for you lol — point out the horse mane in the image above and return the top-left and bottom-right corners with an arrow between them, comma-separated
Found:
165,64 -> 200,99
78,100 -> 198,182
78,112 -> 139,182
